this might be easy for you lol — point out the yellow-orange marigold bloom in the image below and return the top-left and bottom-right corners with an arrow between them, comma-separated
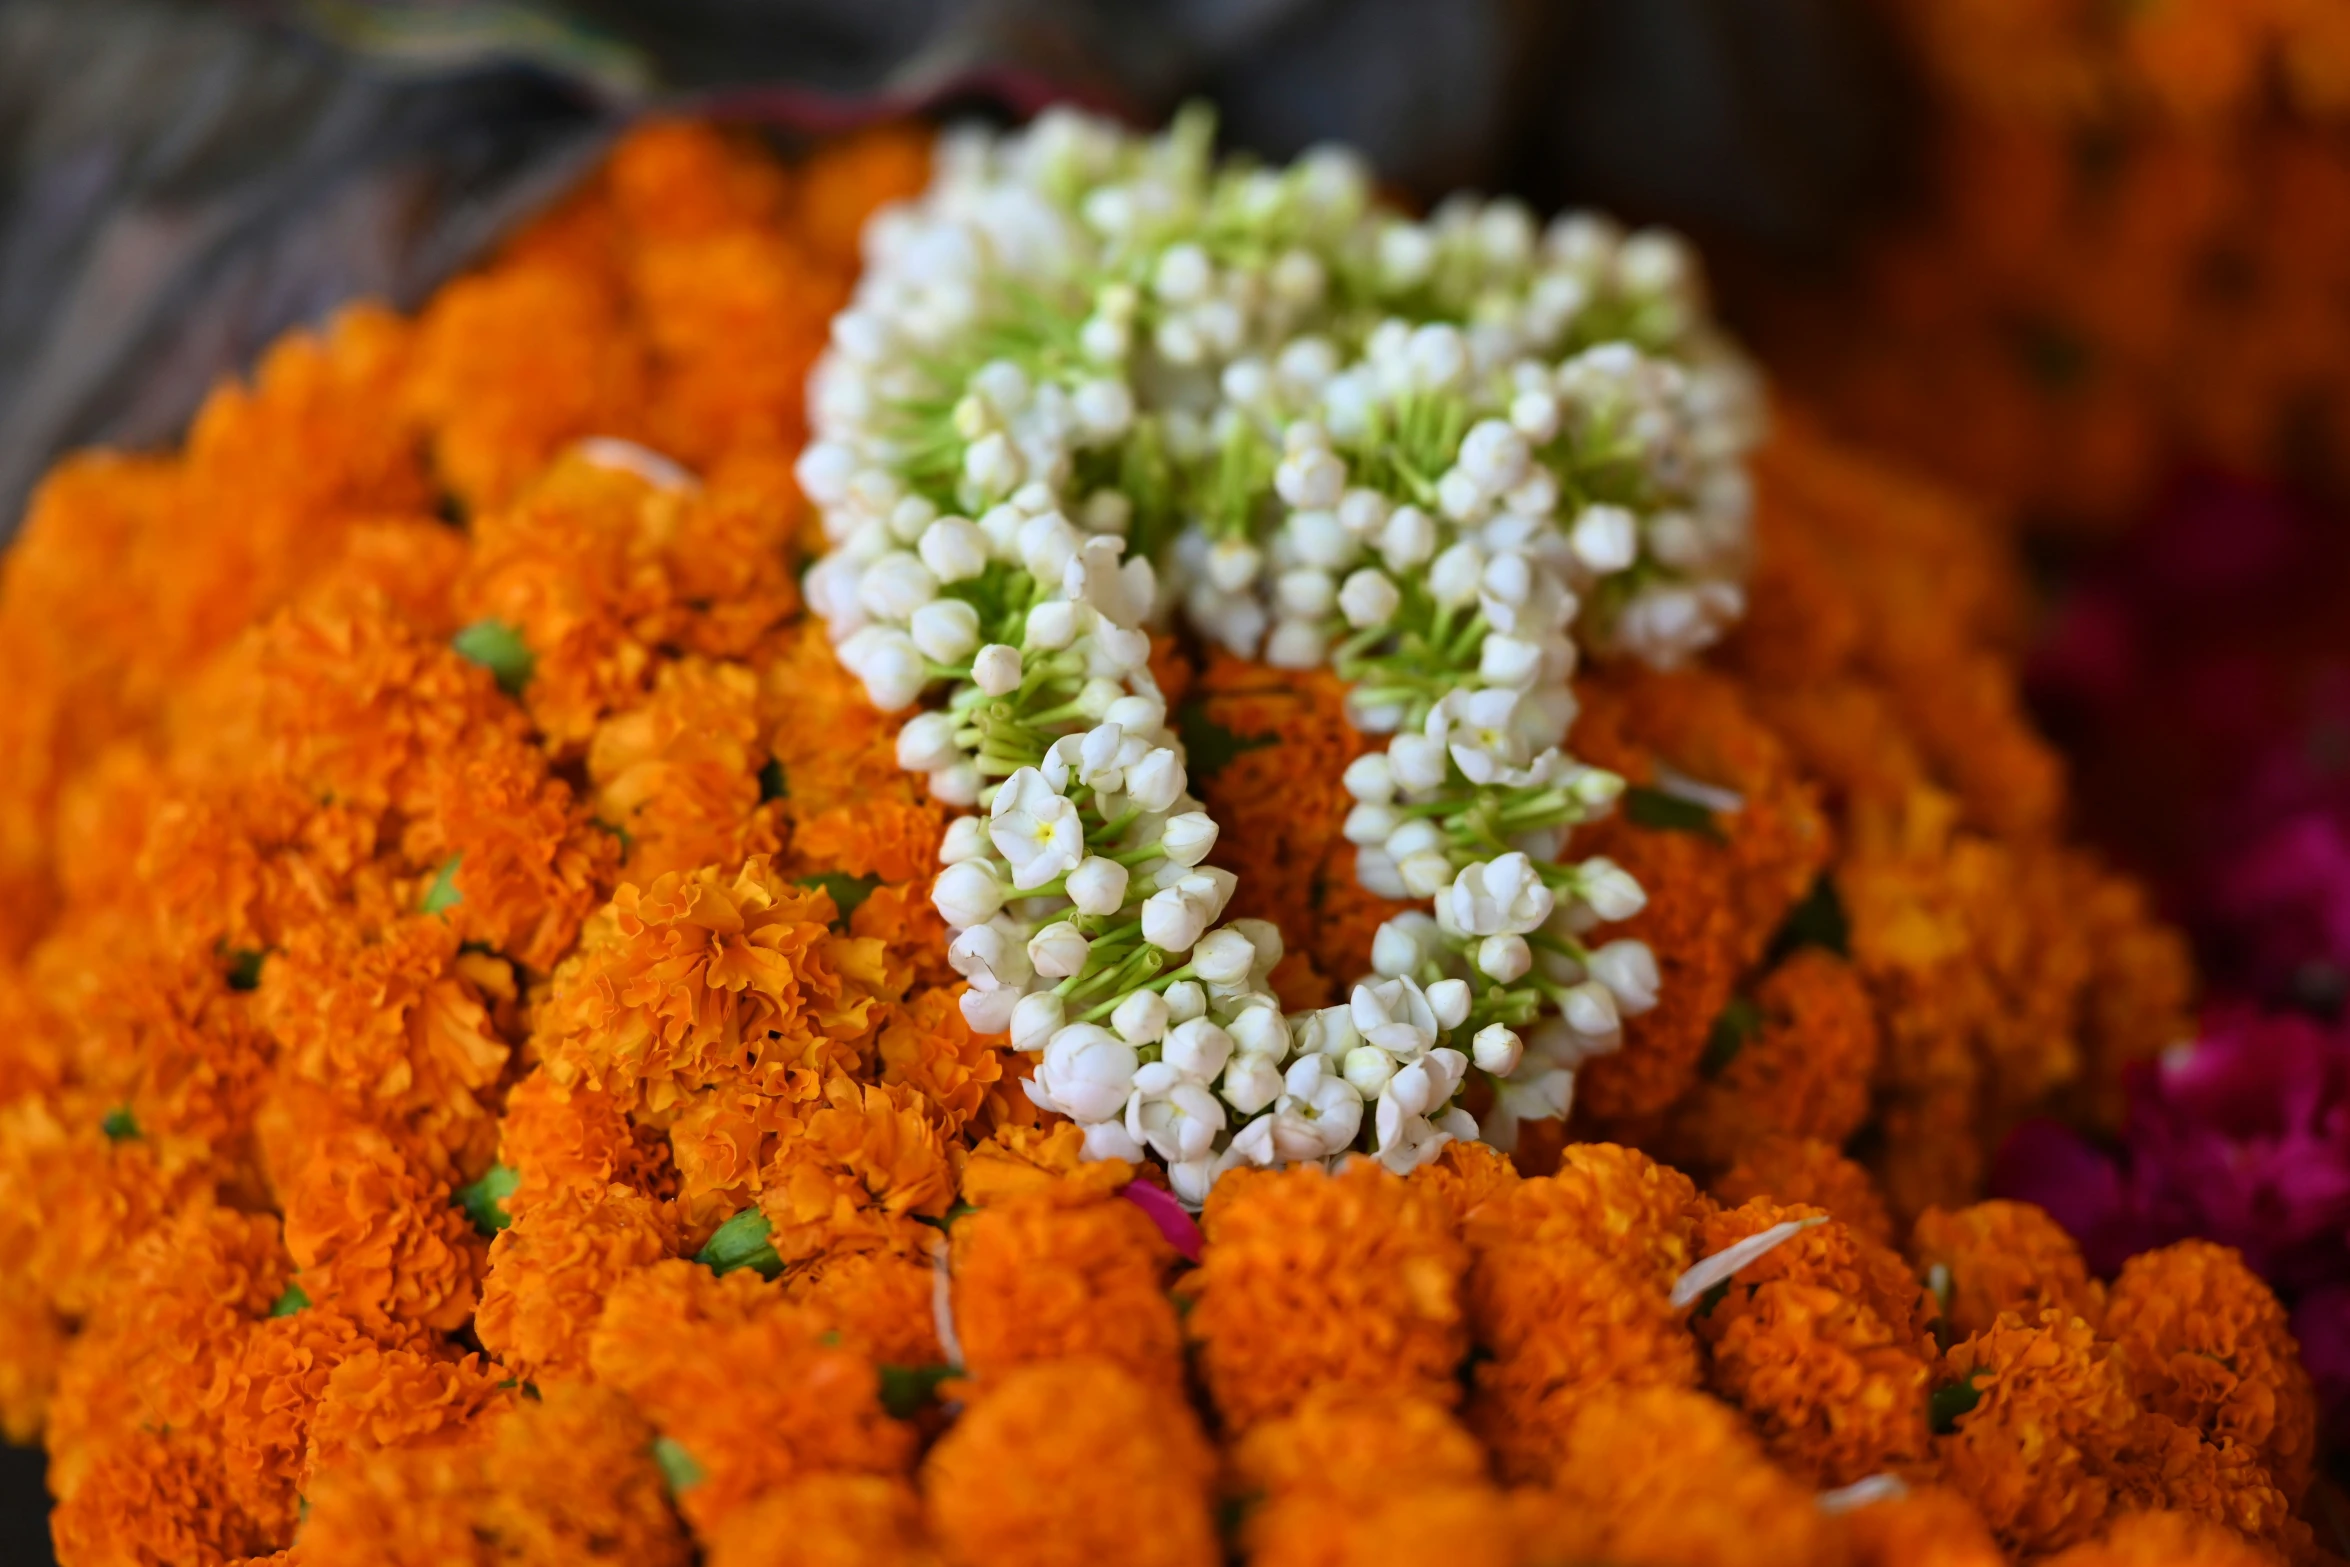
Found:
1710,1136 -> 1896,1247
211,1304 -> 389,1531
496,1068 -> 675,1221
0,1283 -> 64,1444
1231,1389 -> 1518,1567
1410,1138 -> 1521,1227
589,655 -> 783,887
1672,948 -> 1881,1166
704,1474 -> 939,1567
1463,1142 -> 1707,1286
48,1428 -> 276,1567
877,988 -> 1015,1138
793,798 -> 948,886
474,1185 -> 678,1381
588,1260 -> 916,1534
784,1247 -> 942,1368
956,1123 -> 1133,1207
1183,1160 -> 1469,1431
294,1381 -> 692,1567
950,1187 -> 1182,1394
275,1116 -> 485,1335
1936,1310 -> 2141,1556
921,1358 -> 1218,1567
1836,1484 -> 2005,1567
302,1343 -> 512,1483
758,621 -> 928,817
1693,1200 -> 1935,1485
1528,1383 -> 1842,1567
2103,1239 -> 2319,1505
2108,1411 -> 2303,1553
2036,1508 -> 2280,1567
1910,1200 -> 2103,1342
532,858 -> 880,1114
751,1074 -> 957,1266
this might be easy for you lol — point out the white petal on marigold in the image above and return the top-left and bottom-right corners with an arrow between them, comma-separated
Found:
1669,1216 -> 1831,1309
1815,1475 -> 1909,1516
932,1236 -> 965,1369
1651,761 -> 1746,814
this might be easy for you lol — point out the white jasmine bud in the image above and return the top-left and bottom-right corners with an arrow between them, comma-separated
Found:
1426,978 -> 1472,1031
1027,922 -> 1092,979
1066,855 -> 1132,917
1428,540 -> 1485,607
972,642 -> 1023,696
932,859 -> 1005,927
1570,504 -> 1640,573
897,711 -> 961,773
1344,1045 -> 1397,1097
1587,939 -> 1661,1014
1191,928 -> 1257,985
1222,1055 -> 1284,1116
909,597 -> 981,664
1343,752 -> 1397,802
1160,811 -> 1218,866
1338,568 -> 1401,628
1377,505 -> 1438,571
918,516 -> 989,582
1112,988 -> 1171,1046
1477,933 -> 1532,982
939,816 -> 990,865
1011,991 -> 1065,1052
1024,600 -> 1080,650
1471,1023 -> 1524,1075
1163,1017 -> 1234,1082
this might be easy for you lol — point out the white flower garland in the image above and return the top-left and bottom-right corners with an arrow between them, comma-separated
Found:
797,106 -> 1762,1201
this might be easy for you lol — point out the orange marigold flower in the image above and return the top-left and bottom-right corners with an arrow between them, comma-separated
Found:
589,655 -> 783,888
2103,1239 -> 2319,1504
2036,1508 -> 2280,1567
750,1074 -> 957,1266
1229,1394 -> 1523,1567
950,1187 -> 1182,1394
48,1427 -> 276,1567
791,798 -> 947,885
758,621 -> 927,817
956,1123 -> 1133,1207
784,1247 -> 942,1368
295,1382 -> 692,1567
1936,1310 -> 2141,1555
1693,1200 -> 1935,1485
1182,1160 -> 1468,1431
496,1067 -> 676,1221
474,1184 -> 678,1381
1410,1138 -> 1521,1228
792,124 -> 934,266
1910,1200 -> 2103,1342
921,1358 -> 1218,1567
851,882 -> 960,1002
876,988 -> 1016,1138
1526,1383 -> 1842,1567
704,1474 -> 939,1567
1463,1142 -> 1707,1286
275,1115 -> 485,1336
1710,1135 -> 1896,1247
303,1342 -> 511,1481
1836,1484 -> 2006,1567
0,1282 -> 65,1443
531,858 -> 879,1115
211,1304 -> 389,1536
404,258 -> 649,516
2108,1411 -> 2303,1553
588,1260 -> 916,1534
1671,948 -> 1881,1168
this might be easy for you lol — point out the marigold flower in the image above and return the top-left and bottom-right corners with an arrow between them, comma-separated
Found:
474,1185 -> 678,1380
875,987 -> 1017,1138
211,1303 -> 389,1531
1410,1138 -> 1521,1227
295,1381 -> 693,1567
749,1075 -> 957,1267
1693,1199 -> 1935,1485
950,1187 -> 1183,1394
590,655 -> 783,887
47,1428 -> 275,1567
275,1115 -> 485,1336
704,1474 -> 939,1567
1183,1160 -> 1469,1431
1936,1310 -> 2141,1556
2103,1239 -> 2319,1504
0,1283 -> 64,1444
1710,1135 -> 1896,1248
587,1260 -> 916,1534
2107,1411 -> 2304,1553
531,858 -> 879,1115
792,798 -> 948,886
1671,948 -> 1880,1167
921,1358 -> 1218,1567
784,1247 -> 942,1368
1523,1382 -> 1841,1567
1463,1142 -> 1707,1285
758,622 -> 929,817
1836,1483 -> 2006,1567
2036,1508 -> 2282,1567
496,1067 -> 676,1220
955,1123 -> 1133,1207
303,1342 -> 512,1480
1910,1200 -> 2104,1342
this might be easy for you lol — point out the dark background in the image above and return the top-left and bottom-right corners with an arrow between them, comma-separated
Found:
0,1 -> 1907,1559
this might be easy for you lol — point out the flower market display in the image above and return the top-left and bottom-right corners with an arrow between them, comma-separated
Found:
0,107 -> 2328,1567
1739,0 -> 2350,529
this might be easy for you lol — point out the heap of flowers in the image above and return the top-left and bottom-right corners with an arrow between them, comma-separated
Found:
1736,0 -> 2350,528
800,109 -> 1760,1196
0,110 -> 2323,1567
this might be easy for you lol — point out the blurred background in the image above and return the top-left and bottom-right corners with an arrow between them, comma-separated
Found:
5,0 -> 2349,1559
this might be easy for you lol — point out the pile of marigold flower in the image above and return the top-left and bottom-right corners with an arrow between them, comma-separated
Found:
1739,0 -> 2350,527
0,111 -> 2327,1567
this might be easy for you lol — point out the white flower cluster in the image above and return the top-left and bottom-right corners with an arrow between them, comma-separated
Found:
798,104 -> 1762,1199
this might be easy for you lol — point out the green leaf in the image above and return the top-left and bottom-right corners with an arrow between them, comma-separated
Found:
796,871 -> 881,924
758,758 -> 789,802
914,1200 -> 978,1232
696,1208 -> 782,1279
421,855 -> 464,915
651,1435 -> 704,1493
270,1282 -> 310,1318
1769,875 -> 1849,961
1930,1369 -> 1986,1434
1624,784 -> 1724,841
223,948 -> 266,992
1700,997 -> 1763,1079
876,1364 -> 956,1419
101,1107 -> 139,1141
452,620 -> 535,696
1173,699 -> 1274,784
455,1164 -> 520,1236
